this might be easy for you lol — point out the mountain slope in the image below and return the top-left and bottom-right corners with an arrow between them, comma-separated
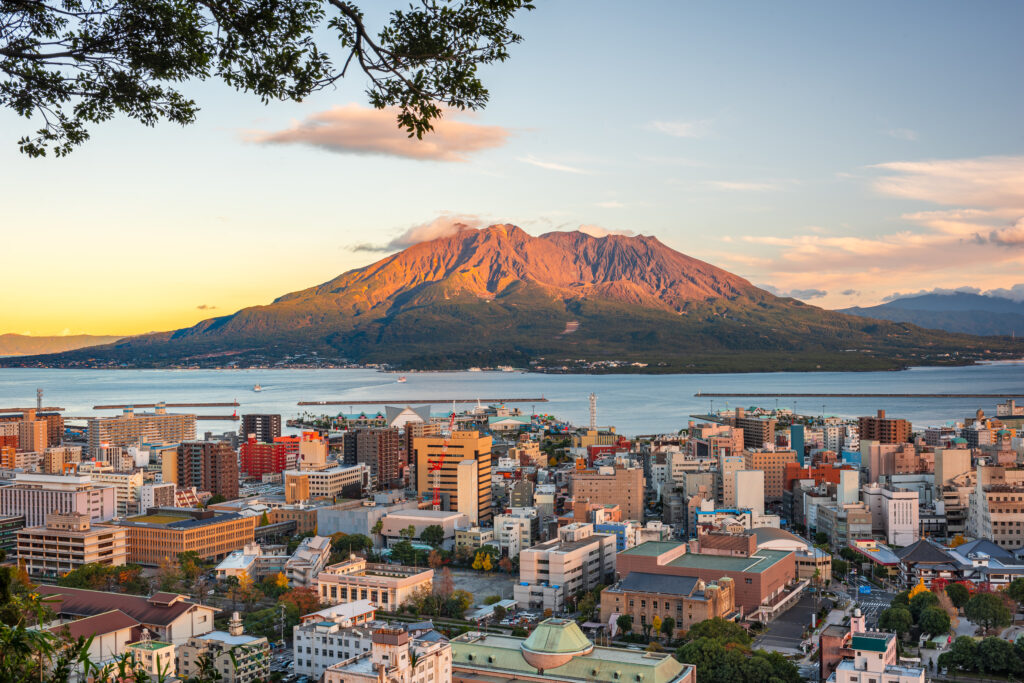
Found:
7,226 -> 1022,372
840,292 -> 1024,336
0,334 -> 123,356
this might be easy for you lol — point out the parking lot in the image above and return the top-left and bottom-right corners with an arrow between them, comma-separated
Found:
753,594 -> 829,655
437,567 -> 518,602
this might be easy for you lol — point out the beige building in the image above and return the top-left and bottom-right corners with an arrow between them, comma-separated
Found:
284,464 -> 369,503
324,628 -> 452,683
514,523 -> 617,612
116,510 -> 256,566
42,446 -> 81,474
0,472 -> 117,527
455,526 -> 495,553
600,574 -> 736,637
316,556 -> 434,611
83,469 -> 144,517
413,430 -> 493,524
569,463 -> 645,521
18,419 -> 48,453
969,465 -> 1024,549
742,449 -> 798,501
124,640 -> 176,679
87,405 -> 196,455
176,613 -> 268,683
17,512 -> 128,579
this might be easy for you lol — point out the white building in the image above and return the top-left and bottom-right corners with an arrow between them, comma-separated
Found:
830,611 -> 924,683
734,470 -> 765,516
285,535 -> 332,587
862,484 -> 920,546
323,627 -> 452,683
292,600 -> 378,680
492,507 -> 537,556
514,523 -> 616,612
0,472 -> 117,526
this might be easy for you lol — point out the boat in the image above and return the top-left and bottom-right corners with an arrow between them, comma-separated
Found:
397,376 -> 408,383
253,384 -> 262,392
467,367 -> 482,372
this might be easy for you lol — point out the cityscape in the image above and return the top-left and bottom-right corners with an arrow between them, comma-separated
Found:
0,391 -> 1023,682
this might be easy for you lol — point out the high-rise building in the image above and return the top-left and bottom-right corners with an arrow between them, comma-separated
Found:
790,424 -> 806,465
568,463 -> 645,521
733,408 -> 777,450
0,473 -> 116,526
413,430 -> 493,524
88,405 -> 196,455
858,410 -> 910,445
17,511 -> 128,579
239,414 -> 281,444
742,450 -> 798,502
239,436 -> 296,478
735,470 -> 766,516
175,441 -> 239,500
17,419 -> 47,453
355,428 -> 402,489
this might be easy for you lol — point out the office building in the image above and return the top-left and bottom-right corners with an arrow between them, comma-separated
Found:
239,414 -> 281,444
316,556 -> 433,610
87,405 -> 196,455
450,618 -> 696,683
0,472 -> 116,527
515,523 -> 617,611
17,511 -> 128,579
0,514 -> 24,553
968,465 -> 1024,549
568,463 -> 645,521
734,470 -> 766,516
600,573 -> 736,637
176,441 -> 239,500
325,627 -> 452,683
493,507 -> 538,556
116,509 -> 256,565
861,484 -> 920,546
284,464 -> 369,503
292,601 -> 378,680
858,410 -> 910,445
733,409 -> 776,450
790,424 -> 806,465
413,430 -> 493,524
176,613 -> 269,683
742,449 -> 798,502
84,469 -> 144,517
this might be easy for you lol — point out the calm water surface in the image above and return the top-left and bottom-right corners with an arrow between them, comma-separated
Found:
1,364 -> 1022,436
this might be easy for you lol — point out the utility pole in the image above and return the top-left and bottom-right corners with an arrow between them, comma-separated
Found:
278,602 -> 286,647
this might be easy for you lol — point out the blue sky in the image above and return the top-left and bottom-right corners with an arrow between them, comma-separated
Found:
2,0 -> 1022,335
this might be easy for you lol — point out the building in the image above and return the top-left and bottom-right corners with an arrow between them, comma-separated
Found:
450,618 -> 696,683
124,639 -> 176,679
742,449 -> 798,501
413,430 -> 493,524
239,414 -> 281,443
355,427 -> 402,489
968,465 -> 1024,549
316,556 -> 434,611
750,527 -> 832,583
493,507 -> 538,557
292,600 -> 378,680
86,469 -> 144,517
568,463 -> 645,521
48,610 -> 142,671
0,472 -> 116,527
734,409 -> 777,450
718,453 -> 745,507
39,585 -> 217,645
88,406 -> 196,455
214,542 -> 288,580
17,511 -> 128,579
858,410 -> 910,445
829,611 -> 924,683
0,514 -> 24,553
17,417 -> 48,453
616,536 -> 798,618
379,509 -> 470,550
284,535 -> 333,587
176,613 -> 269,683
861,484 -> 920,546
316,497 -> 420,537
324,627 -> 451,683
176,441 -> 239,500
116,509 -> 256,565
600,573 -> 736,637
817,502 -> 873,549
284,464 -> 369,503
455,526 -> 495,553
734,469 -> 766,515
140,483 -> 176,511
514,523 -> 617,612
239,436 -> 295,479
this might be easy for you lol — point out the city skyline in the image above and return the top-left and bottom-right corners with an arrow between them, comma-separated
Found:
2,1 -> 1022,336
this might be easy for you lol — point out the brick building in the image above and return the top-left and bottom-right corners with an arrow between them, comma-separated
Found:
176,441 -> 239,500
858,410 -> 910,444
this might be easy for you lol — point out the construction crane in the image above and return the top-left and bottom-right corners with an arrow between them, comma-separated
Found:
430,411 -> 458,511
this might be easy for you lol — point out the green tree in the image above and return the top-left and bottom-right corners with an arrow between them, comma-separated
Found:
814,531 -> 829,545
661,616 -> 676,639
0,0 -> 534,157
908,591 -> 940,621
259,511 -> 271,527
946,582 -> 970,609
919,606 -> 951,636
206,494 -> 227,506
685,617 -> 752,646
878,607 -> 913,638
965,593 -> 1012,632
420,525 -> 445,548
493,604 -> 507,621
831,559 -> 849,577
1006,577 -> 1024,607
616,614 -> 633,634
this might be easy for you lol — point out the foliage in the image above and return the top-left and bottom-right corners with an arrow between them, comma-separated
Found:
260,573 -> 290,600
483,595 -> 502,605
877,607 -> 913,637
938,635 -> 1024,676
675,625 -> 801,683
814,532 -> 828,545
57,562 -> 148,594
511,626 -> 528,637
1006,577 -> 1024,606
831,559 -> 849,577
919,606 -> 951,636
279,587 -> 321,618
498,557 -> 514,573
288,531 -> 315,554
0,0 -> 534,157
683,617 -> 752,646
616,614 -> 633,634
331,533 -> 373,555
471,549 -> 494,571
407,585 -> 472,618
964,592 -> 1012,632
427,549 -> 444,569
661,616 -> 676,638
421,525 -> 445,547
391,539 -> 428,566
206,494 -> 227,506
156,555 -> 182,592
178,550 -> 203,583
838,547 -> 859,562
945,582 -> 970,609
651,615 -> 662,638
259,512 -> 271,527
437,567 -> 454,598
908,591 -> 940,621
493,604 -> 507,621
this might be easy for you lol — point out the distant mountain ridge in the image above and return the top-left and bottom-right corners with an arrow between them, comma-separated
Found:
5,225 -> 1022,372
840,292 -> 1024,336
0,333 -> 123,356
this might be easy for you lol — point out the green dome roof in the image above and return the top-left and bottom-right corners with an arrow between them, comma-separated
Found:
521,619 -> 593,655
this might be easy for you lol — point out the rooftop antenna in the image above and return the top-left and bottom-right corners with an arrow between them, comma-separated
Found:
589,393 -> 597,430
36,388 -> 42,411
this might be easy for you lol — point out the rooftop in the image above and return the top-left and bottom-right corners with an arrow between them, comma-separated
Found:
617,541 -> 680,557
615,572 -> 700,597
667,549 -> 792,574
198,630 -> 265,647
851,632 -> 894,653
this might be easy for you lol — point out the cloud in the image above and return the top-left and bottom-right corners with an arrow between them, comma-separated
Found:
595,201 -> 626,209
247,104 -> 508,162
885,128 -> 918,141
196,304 -> 217,310
577,224 -> 635,238
353,213 -> 484,252
983,283 -> 1024,302
647,119 -> 713,138
841,289 -> 861,296
516,155 -> 592,175
882,283 -> 1024,303
871,155 -> 1024,208
704,180 -> 788,192
759,284 -> 827,300
978,218 -> 1024,247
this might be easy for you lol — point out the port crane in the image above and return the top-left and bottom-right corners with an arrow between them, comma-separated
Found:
429,410 -> 458,510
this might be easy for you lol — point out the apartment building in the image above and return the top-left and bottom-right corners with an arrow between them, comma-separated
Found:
87,405 -> 196,455
239,436 -> 296,479
493,507 -> 538,557
413,430 -> 493,524
733,409 -> 776,450
355,427 -> 402,489
139,482 -> 176,510
0,472 -> 116,526
292,601 -> 378,680
968,465 -> 1024,549
83,469 -> 144,517
316,557 -> 434,610
568,463 -> 645,521
514,523 -> 617,612
817,502 -> 873,549
116,509 -> 256,565
176,614 -> 269,683
718,453 -> 745,507
239,414 -> 281,443
455,526 -> 495,553
17,512 -> 128,579
858,410 -> 910,445
176,441 -> 239,500
742,449 -> 798,501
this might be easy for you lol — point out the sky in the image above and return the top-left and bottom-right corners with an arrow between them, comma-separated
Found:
2,0 -> 1023,336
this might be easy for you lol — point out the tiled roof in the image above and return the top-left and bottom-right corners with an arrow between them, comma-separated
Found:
48,610 -> 139,639
618,572 -> 699,597
895,539 -> 952,564
38,586 -> 211,627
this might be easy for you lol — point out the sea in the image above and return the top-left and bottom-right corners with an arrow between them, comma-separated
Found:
2,364 -> 1023,437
